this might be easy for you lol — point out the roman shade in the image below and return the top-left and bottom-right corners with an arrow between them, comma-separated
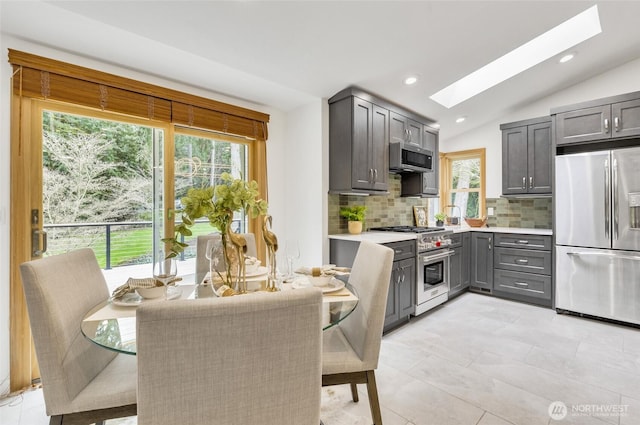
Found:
8,49 -> 269,141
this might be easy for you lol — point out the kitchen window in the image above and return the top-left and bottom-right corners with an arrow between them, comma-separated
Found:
439,148 -> 486,220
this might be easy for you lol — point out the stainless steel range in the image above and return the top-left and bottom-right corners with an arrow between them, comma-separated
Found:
370,226 -> 454,315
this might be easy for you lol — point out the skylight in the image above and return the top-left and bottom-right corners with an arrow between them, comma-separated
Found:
429,5 -> 602,109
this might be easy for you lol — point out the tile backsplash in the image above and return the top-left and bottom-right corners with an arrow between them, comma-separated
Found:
486,197 -> 552,228
328,176 -> 553,234
328,175 -> 428,234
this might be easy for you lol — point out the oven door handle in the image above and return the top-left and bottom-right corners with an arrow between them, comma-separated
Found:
421,250 -> 454,263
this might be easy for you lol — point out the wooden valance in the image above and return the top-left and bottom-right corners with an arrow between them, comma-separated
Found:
8,49 -> 269,141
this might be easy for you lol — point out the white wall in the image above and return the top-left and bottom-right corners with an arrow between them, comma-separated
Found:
280,100 -> 326,268
0,35 -> 309,395
443,56 -> 640,198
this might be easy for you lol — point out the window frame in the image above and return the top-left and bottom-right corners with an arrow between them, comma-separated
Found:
439,148 -> 486,219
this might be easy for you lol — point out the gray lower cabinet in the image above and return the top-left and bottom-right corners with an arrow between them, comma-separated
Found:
329,238 -> 416,332
470,232 -> 493,294
501,117 -> 552,195
449,232 -> 470,298
553,92 -> 640,146
385,257 -> 415,330
383,240 -> 416,331
493,233 -> 552,307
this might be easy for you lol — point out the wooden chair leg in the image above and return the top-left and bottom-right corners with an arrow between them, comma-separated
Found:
350,383 -> 359,402
365,370 -> 383,425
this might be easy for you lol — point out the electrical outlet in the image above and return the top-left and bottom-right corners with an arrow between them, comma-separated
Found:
487,207 -> 495,216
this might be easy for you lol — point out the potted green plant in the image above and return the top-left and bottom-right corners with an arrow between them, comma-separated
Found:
434,212 -> 447,227
340,205 -> 367,234
163,172 -> 268,287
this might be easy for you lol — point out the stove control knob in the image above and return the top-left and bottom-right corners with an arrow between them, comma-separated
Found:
435,241 -> 441,247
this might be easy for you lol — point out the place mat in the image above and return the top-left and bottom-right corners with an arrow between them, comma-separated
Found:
84,285 -> 196,322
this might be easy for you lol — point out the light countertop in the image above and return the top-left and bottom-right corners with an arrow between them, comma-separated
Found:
328,232 -> 417,244
329,226 -> 552,243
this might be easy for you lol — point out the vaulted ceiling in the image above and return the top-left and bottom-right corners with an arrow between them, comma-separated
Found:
3,1 -> 640,140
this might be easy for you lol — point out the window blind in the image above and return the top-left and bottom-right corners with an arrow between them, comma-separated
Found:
8,49 -> 269,141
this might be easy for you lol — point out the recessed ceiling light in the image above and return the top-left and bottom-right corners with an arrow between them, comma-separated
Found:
429,5 -> 601,108
404,76 -> 418,85
559,53 -> 575,63
456,117 -> 466,124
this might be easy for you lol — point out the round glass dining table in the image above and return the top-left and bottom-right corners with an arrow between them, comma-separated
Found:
81,281 -> 358,355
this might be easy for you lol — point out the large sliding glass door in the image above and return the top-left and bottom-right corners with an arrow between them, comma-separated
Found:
173,128 -> 250,270
38,103 -> 171,288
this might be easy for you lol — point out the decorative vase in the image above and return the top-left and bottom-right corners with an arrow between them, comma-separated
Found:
348,221 -> 363,234
436,220 -> 444,227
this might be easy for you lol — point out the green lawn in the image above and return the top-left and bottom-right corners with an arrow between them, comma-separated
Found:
46,222 -> 218,269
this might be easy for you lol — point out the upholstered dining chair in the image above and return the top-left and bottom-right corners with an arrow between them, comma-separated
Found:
195,232 -> 257,285
136,287 -> 323,425
321,240 -> 394,425
19,248 -> 137,425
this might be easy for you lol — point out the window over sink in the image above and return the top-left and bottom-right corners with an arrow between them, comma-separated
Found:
439,149 -> 486,221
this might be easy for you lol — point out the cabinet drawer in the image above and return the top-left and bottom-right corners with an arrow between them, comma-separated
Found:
494,247 -> 551,275
493,269 -> 551,300
494,233 -> 551,250
385,240 -> 416,261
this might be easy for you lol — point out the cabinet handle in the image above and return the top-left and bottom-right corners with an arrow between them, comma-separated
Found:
369,168 -> 374,183
514,282 -> 529,287
604,118 -> 610,133
516,258 -> 529,264
614,116 -> 620,132
516,240 -> 529,244
529,176 -> 533,189
374,168 -> 378,182
522,177 -> 526,189
488,237 -> 492,250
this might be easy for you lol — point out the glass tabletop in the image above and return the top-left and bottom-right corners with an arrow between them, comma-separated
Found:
81,281 -> 358,355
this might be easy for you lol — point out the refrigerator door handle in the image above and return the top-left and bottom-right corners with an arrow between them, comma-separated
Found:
613,158 -> 619,241
604,158 -> 610,241
567,251 -> 640,262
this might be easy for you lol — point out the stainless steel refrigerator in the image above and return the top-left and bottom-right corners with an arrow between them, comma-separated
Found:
555,146 -> 640,325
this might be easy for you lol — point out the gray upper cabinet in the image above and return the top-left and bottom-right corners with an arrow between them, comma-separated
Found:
390,111 -> 422,148
422,126 -> 439,195
400,126 -> 439,197
553,91 -> 640,146
501,117 -> 552,195
329,91 -> 389,194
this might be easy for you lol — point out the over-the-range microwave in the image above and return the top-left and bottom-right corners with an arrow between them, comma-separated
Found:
389,142 -> 433,173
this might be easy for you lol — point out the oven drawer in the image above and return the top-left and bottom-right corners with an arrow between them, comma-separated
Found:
385,240 -> 416,261
493,247 -> 551,275
493,269 -> 551,300
494,234 -> 552,251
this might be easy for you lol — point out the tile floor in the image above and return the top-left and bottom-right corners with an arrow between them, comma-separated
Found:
2,292 -> 639,425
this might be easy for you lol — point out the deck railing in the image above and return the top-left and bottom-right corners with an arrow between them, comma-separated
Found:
43,219 -> 242,269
